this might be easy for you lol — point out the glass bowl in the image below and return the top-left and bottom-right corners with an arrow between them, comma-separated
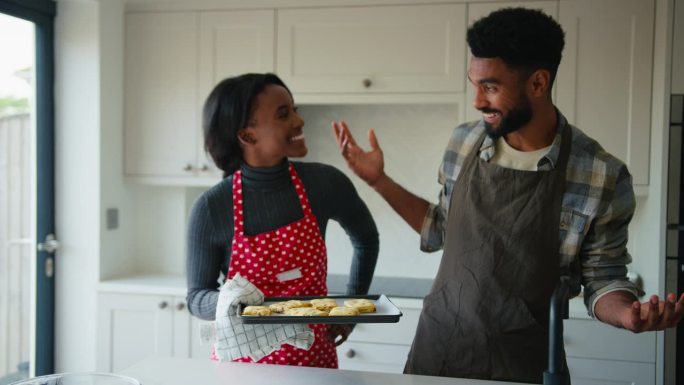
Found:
9,373 -> 141,385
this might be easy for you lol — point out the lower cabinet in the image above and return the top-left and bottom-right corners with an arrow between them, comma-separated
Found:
567,358 -> 655,385
337,341 -> 410,373
337,298 -> 422,373
96,293 -> 213,372
97,291 -> 656,385
564,318 -> 656,385
337,299 -> 656,385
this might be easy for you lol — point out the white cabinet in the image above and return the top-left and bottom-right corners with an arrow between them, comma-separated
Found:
556,0 -> 654,186
336,297 -> 655,385
567,358 -> 654,385
337,298 -> 421,373
564,318 -> 656,385
124,10 -> 275,183
124,12 -> 200,179
198,11 -> 275,109
276,4 -> 466,97
96,292 -> 212,372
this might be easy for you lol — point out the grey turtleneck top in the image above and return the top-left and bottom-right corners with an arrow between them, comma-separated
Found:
186,160 -> 380,320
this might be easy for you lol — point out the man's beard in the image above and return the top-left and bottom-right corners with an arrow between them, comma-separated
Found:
481,95 -> 533,140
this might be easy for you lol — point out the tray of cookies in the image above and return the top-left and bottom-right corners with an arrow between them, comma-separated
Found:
238,294 -> 402,324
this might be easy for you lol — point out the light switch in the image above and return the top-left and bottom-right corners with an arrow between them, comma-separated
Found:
106,208 -> 119,230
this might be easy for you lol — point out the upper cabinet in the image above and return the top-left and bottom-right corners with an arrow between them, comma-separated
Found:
556,0 -> 654,186
124,10 -> 275,183
125,12 -> 201,180
123,1 -> 656,188
276,4 -> 467,96
198,11 -> 275,107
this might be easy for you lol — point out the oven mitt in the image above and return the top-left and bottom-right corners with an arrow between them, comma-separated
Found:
211,273 -> 314,362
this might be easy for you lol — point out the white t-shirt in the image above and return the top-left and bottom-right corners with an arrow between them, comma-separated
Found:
490,137 -> 552,171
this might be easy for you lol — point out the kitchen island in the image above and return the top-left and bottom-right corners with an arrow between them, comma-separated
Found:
120,357 -> 528,385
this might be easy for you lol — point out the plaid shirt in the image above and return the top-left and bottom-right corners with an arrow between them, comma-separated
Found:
420,111 -> 642,317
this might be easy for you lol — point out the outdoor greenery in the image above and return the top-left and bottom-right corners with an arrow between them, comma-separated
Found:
0,95 -> 29,117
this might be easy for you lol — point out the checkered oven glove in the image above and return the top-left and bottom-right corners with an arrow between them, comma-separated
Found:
213,274 -> 314,362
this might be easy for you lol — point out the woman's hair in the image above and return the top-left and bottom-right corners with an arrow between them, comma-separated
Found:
466,7 -> 565,86
203,73 -> 291,177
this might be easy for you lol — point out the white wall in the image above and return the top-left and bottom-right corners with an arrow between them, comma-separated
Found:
55,0 -> 133,372
54,0 -> 100,372
99,0 -> 137,281
300,104 -> 458,279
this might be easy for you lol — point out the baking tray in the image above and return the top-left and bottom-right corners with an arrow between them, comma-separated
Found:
238,294 -> 402,324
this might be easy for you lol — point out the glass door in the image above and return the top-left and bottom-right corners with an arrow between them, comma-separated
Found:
0,0 -> 55,382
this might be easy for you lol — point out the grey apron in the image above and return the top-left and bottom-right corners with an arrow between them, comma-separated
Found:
405,124 -> 571,384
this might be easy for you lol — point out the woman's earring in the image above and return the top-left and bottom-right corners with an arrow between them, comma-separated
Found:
238,131 -> 256,145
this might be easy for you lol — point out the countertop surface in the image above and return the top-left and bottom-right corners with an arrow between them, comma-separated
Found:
97,273 -> 592,319
120,357 -> 529,385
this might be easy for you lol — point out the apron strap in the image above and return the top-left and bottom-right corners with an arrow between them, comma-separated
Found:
232,162 -> 316,237
232,170 -> 245,236
287,163 -> 314,217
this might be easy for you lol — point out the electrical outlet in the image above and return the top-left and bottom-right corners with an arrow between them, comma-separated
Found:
106,208 -> 119,230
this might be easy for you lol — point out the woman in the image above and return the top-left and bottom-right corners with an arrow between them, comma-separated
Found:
186,73 -> 379,368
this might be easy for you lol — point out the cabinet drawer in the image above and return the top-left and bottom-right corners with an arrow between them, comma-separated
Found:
567,357 -> 654,385
337,342 -> 410,374
564,318 -> 656,362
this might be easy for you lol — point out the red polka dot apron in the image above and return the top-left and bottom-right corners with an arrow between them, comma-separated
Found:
211,163 -> 338,368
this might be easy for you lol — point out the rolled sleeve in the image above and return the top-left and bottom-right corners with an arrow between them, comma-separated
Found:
581,166 -> 643,317
420,189 -> 448,253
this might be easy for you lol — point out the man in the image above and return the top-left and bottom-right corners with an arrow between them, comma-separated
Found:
332,7 -> 684,384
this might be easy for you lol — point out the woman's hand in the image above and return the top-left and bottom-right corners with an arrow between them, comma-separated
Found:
332,121 -> 385,187
327,324 -> 354,346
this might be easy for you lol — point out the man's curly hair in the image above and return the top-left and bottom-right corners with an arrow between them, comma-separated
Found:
467,7 -> 565,85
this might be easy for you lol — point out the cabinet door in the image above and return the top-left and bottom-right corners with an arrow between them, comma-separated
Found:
171,296 -> 214,359
198,10 -> 275,101
96,293 -> 173,372
465,1 -> 559,122
171,297 -> 190,358
337,342 -> 410,374
557,0 -> 654,185
567,357 -> 654,385
277,4 -> 466,94
124,12 -> 199,177
564,318 -> 655,363
189,316 -> 214,359
197,10 -> 275,178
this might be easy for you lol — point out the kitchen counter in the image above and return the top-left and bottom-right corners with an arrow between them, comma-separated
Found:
97,273 -> 592,319
120,357 -> 529,385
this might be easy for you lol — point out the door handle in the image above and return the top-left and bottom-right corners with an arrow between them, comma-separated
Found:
37,233 -> 59,253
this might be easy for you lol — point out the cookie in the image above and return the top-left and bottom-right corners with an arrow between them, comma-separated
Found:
242,306 -> 271,316
329,306 -> 360,316
343,298 -> 376,313
284,307 -> 328,316
310,298 -> 338,311
269,300 -> 311,313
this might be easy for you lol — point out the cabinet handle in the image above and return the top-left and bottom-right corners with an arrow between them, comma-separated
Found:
200,164 -> 209,172
158,301 -> 168,309
362,78 -> 372,88
183,163 -> 194,172
345,349 -> 355,358
176,302 -> 185,311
